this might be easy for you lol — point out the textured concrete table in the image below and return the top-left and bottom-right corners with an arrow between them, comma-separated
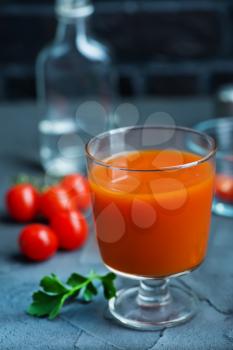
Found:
1,99 -> 233,350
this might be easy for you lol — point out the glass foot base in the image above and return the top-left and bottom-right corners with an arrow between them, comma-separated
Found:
109,284 -> 198,330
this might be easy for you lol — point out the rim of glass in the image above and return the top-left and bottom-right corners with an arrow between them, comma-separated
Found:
85,125 -> 216,172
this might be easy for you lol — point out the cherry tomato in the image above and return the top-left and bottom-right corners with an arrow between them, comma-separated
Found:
51,210 -> 88,250
6,184 -> 40,222
40,185 -> 76,219
61,174 -> 91,211
19,224 -> 58,261
215,174 -> 233,203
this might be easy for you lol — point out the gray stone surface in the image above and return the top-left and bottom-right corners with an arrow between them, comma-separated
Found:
0,99 -> 233,349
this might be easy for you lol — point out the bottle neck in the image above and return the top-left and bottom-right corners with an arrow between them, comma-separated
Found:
55,16 -> 91,43
55,14 -> 110,62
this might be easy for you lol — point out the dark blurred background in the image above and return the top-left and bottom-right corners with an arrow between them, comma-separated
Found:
1,0 -> 233,100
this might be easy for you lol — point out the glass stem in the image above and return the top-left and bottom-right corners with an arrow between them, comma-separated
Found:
137,279 -> 172,307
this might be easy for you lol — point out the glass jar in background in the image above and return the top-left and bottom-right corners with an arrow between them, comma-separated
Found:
194,117 -> 233,218
36,0 -> 117,177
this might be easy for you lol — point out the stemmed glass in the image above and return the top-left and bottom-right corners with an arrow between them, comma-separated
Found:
85,126 -> 216,330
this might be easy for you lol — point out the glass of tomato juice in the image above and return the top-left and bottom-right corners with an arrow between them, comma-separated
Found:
85,126 -> 216,330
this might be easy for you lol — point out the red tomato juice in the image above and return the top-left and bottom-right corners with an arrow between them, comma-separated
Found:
89,149 -> 215,278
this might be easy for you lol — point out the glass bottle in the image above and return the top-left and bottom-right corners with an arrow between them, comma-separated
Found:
36,0 -> 116,177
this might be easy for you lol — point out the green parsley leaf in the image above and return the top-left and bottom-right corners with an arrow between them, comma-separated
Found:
40,274 -> 69,294
48,294 -> 69,320
66,273 -> 86,287
27,291 -> 63,318
100,273 -> 117,300
82,282 -> 98,302
27,270 -> 117,319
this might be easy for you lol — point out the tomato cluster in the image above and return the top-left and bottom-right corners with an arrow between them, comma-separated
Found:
6,174 -> 91,261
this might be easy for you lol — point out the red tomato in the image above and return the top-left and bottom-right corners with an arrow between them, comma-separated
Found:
61,174 -> 91,211
215,174 -> 233,203
40,185 -> 76,219
51,210 -> 88,250
6,184 -> 40,222
19,224 -> 58,261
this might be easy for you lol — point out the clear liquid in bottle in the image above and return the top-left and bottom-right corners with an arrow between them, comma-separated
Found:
39,118 -> 85,177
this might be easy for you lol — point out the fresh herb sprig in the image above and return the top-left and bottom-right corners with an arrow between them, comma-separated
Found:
28,271 -> 116,320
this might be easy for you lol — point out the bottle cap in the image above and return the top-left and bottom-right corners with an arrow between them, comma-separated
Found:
55,0 -> 94,18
